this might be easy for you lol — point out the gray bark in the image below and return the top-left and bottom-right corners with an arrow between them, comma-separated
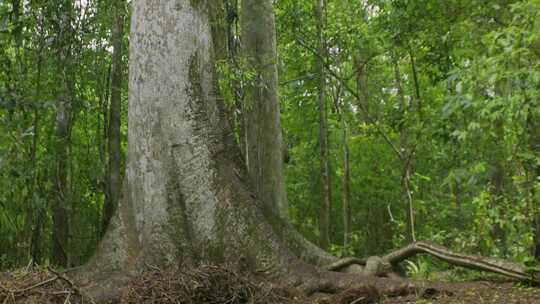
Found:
103,0 -> 125,235
241,0 -> 288,219
75,0 -> 321,293
72,2 -> 421,302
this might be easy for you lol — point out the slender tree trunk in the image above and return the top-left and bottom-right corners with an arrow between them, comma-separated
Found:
490,80 -> 508,255
315,0 -> 332,251
28,50 -> 43,262
354,55 -> 369,115
103,0 -> 125,235
52,1 -> 75,267
100,64 -> 112,167
240,0 -> 288,219
408,50 -> 421,117
27,18 -> 48,263
342,120 -> 351,249
490,128 -> 507,254
394,61 -> 415,243
526,109 -> 540,260
52,87 -> 71,267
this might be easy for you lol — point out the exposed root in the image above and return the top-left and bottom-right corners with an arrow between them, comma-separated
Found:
325,257 -> 366,272
325,240 -> 540,284
287,260 -> 418,298
382,241 -> 540,283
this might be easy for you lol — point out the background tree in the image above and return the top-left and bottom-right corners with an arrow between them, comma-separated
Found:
315,0 -> 332,251
102,0 -> 126,234
241,0 -> 288,218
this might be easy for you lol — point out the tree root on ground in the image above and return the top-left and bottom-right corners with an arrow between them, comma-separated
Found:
326,240 -> 540,284
72,260 -> 427,303
67,240 -> 540,303
73,240 -> 540,303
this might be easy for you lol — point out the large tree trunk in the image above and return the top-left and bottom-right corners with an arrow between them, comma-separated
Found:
241,0 -> 288,219
71,1 -> 417,301
103,0 -> 126,235
315,0 -> 332,251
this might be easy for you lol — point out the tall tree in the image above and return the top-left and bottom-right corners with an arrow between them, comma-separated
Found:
103,0 -> 126,234
340,107 -> 351,249
51,0 -> 75,267
315,0 -> 332,250
393,58 -> 416,243
241,0 -> 288,218
73,1 -> 410,301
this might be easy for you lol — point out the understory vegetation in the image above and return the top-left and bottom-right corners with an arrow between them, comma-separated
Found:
0,0 -> 539,282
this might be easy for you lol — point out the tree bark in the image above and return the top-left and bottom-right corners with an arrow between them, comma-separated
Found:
77,0 -> 307,285
354,55 -> 370,115
408,50 -> 421,117
241,0 -> 288,219
52,1 -> 75,267
103,0 -> 125,235
315,0 -> 332,251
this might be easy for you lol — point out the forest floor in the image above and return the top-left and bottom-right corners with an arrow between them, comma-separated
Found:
382,280 -> 540,304
1,265 -> 540,303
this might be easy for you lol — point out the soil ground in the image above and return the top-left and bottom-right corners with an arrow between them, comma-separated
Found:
383,281 -> 540,304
